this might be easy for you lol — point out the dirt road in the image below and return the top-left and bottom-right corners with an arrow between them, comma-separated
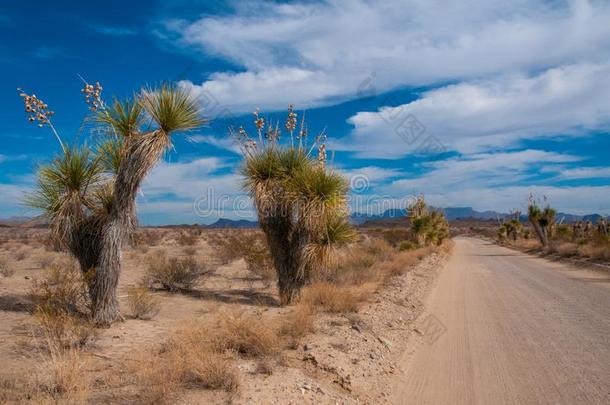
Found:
394,237 -> 610,405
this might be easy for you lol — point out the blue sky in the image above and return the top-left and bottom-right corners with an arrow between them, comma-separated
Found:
1,0 -> 609,225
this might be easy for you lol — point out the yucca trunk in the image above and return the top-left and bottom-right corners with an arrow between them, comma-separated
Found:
530,221 -> 549,246
91,131 -> 169,325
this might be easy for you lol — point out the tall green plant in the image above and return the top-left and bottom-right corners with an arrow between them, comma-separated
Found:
21,82 -> 205,325
527,195 -> 556,247
238,106 -> 355,304
407,196 -> 449,246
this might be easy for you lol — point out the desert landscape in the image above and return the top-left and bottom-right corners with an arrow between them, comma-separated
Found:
0,224 -> 453,403
2,1 -> 610,404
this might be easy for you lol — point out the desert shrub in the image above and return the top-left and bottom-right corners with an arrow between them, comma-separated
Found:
398,240 -> 418,251
381,228 -> 410,247
278,303 -> 315,349
30,259 -> 90,315
182,246 -> 196,256
210,231 -> 276,285
145,252 -> 210,291
0,259 -> 15,277
133,321 -> 240,403
14,248 -> 27,261
33,252 -> 55,268
37,348 -> 90,403
34,307 -> 98,350
176,231 -> 198,246
133,229 -> 163,247
127,286 -> 160,320
552,242 -> 579,257
301,282 -> 363,313
211,312 -> 280,358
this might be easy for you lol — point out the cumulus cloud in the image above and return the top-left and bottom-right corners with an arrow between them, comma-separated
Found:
337,63 -> 610,157
166,0 -> 610,113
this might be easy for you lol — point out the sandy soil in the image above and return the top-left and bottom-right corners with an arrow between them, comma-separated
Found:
0,229 -> 451,404
393,237 -> 610,405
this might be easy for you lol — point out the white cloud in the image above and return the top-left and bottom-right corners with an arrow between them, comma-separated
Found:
337,63 -> 610,157
556,166 -> 610,180
422,185 -> 610,216
382,150 -> 581,193
0,183 -> 34,217
167,0 -> 610,113
364,150 -> 610,214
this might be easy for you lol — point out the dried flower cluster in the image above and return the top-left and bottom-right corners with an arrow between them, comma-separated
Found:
17,89 -> 55,128
253,108 -> 265,131
235,105 -> 328,160
285,104 -> 297,132
81,82 -> 104,111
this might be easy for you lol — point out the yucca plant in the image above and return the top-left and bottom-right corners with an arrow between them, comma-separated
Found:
237,106 -> 355,304
407,196 -> 449,246
527,195 -> 556,247
21,82 -> 205,325
497,211 -> 523,242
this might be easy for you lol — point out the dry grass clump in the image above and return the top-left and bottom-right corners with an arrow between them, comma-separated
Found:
33,307 -> 98,350
145,251 -> 211,291
211,311 -> 280,358
14,248 -> 28,261
552,242 -> 579,257
32,252 -> 56,268
278,303 -> 315,348
29,259 -> 90,315
577,243 -> 610,261
176,231 -> 198,246
0,351 -> 90,403
133,229 -> 164,247
301,282 -> 364,313
37,348 -> 90,403
132,319 -> 241,403
0,259 -> 15,277
182,246 -> 196,256
209,230 -> 276,285
126,286 -> 160,320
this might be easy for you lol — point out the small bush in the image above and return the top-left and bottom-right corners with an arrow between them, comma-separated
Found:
176,231 -> 198,246
182,246 -> 196,256
212,312 -> 280,358
34,307 -> 98,351
127,286 -> 160,320
133,321 -> 240,403
145,252 -> 210,291
38,348 -> 90,403
301,282 -> 363,313
398,240 -> 418,251
0,259 -> 15,277
30,259 -> 90,315
14,249 -> 27,261
278,303 -> 315,349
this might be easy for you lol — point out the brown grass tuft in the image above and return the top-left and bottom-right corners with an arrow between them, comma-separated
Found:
37,348 -> 90,403
278,302 -> 315,348
126,286 -> 160,320
301,282 -> 364,313
212,311 -> 280,358
145,251 -> 211,291
0,259 -> 15,277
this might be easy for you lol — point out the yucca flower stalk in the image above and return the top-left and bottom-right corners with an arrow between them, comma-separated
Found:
236,106 -> 355,304
527,195 -> 556,247
23,82 -> 205,325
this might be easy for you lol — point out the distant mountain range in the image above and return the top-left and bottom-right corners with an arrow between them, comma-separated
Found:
350,207 -> 605,225
0,208 -> 606,229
